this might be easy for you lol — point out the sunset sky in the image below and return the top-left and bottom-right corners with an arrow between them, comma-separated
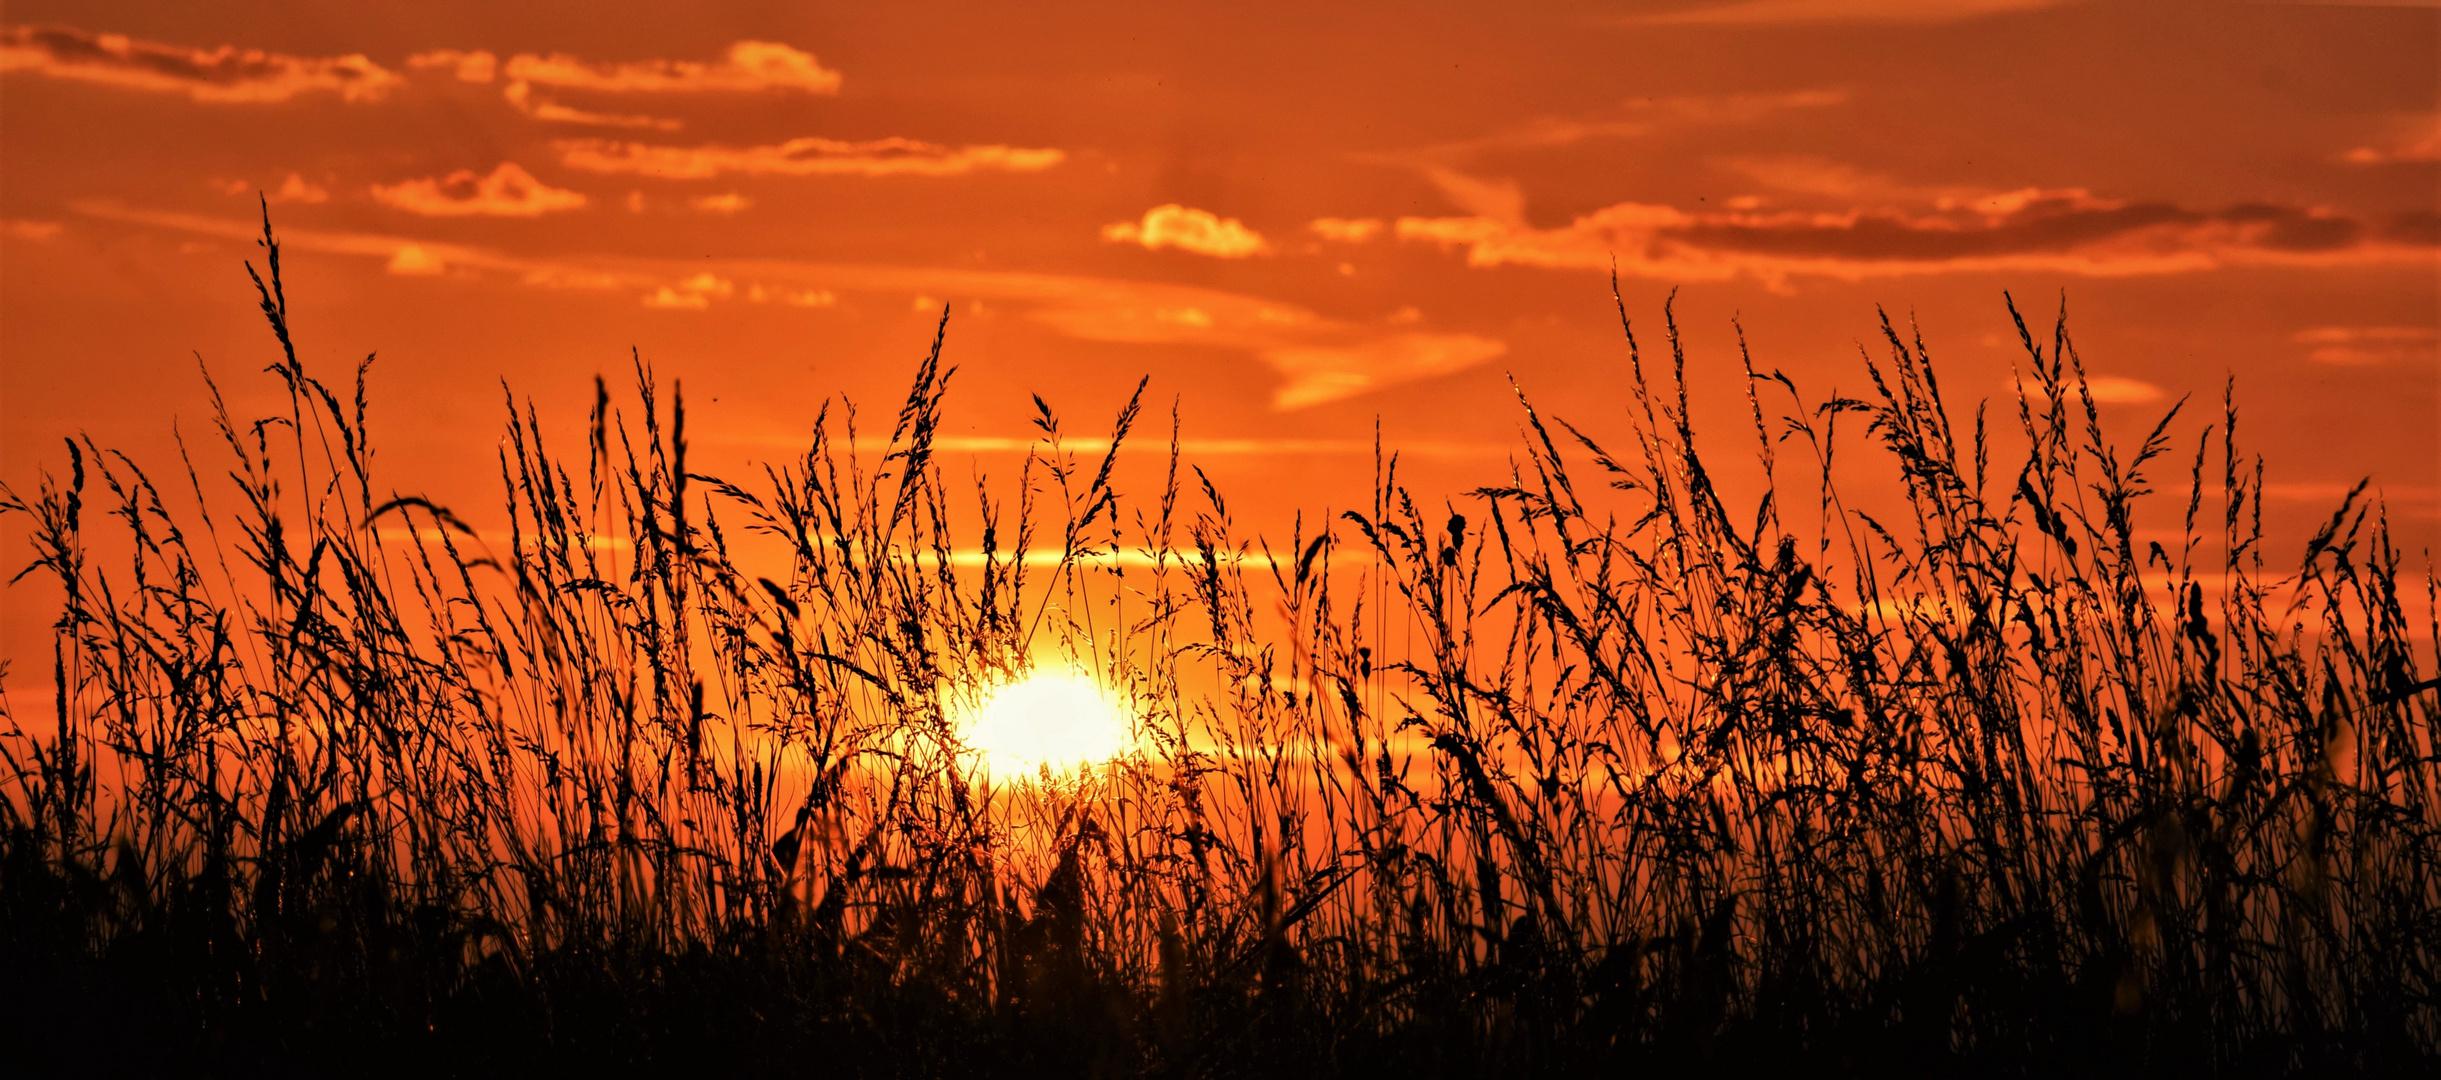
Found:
2,1 -> 2435,671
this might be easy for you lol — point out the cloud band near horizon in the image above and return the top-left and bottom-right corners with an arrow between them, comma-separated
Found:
556,137 -> 1066,179
1397,188 -> 2439,286
2,24 -> 401,102
69,201 -> 1507,411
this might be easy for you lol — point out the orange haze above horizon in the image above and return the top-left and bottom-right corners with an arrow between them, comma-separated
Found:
2,0 -> 2436,686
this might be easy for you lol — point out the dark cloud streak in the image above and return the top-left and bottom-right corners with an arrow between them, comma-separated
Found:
0,23 -> 400,102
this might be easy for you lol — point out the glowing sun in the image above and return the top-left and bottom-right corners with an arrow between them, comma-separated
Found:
957,670 -> 1131,776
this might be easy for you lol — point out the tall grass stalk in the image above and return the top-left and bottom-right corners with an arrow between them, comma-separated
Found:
2,212 -> 2434,1076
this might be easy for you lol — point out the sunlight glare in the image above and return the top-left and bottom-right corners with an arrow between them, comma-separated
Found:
957,670 -> 1131,776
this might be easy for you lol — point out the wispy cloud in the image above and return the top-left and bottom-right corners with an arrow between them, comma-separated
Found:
412,42 -> 841,131
212,172 -> 330,204
502,79 -> 679,130
395,43 -> 1054,175
1416,89 -> 1850,158
748,283 -> 836,307
502,41 -> 840,95
1355,92 -> 1856,226
1623,0 -> 2072,26
1,24 -> 401,102
3,219 -> 64,243
643,272 -> 736,309
556,136 -> 1064,179
406,49 -> 495,83
887,436 -> 1507,460
1423,167 -> 1527,223
1102,205 -> 1270,258
1023,289 -> 1502,408
1715,154 -> 1965,203
386,244 -> 448,275
2343,114 -> 2441,165
76,204 -> 521,278
74,201 -> 1505,409
1310,218 -> 1385,243
642,287 -> 710,309
1261,334 -> 1511,410
410,48 -> 678,127
2011,372 -> 2162,404
371,162 -> 587,217
691,192 -> 752,214
1396,186 -> 2440,287
2294,325 -> 2438,365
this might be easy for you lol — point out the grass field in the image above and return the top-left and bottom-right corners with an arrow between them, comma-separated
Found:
3,214 -> 2435,1077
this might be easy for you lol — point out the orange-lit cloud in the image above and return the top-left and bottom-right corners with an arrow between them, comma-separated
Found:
502,80 -> 679,130
643,287 -> 709,309
212,172 -> 329,204
1423,168 -> 1528,224
1310,218 -> 1384,243
1,24 -> 401,103
73,198 -> 1499,409
887,435 -> 1507,460
1397,187 -> 2441,287
2011,372 -> 2162,404
1021,288 -> 1501,408
642,272 -> 735,308
2294,325 -> 2438,365
556,136 -> 1064,179
1102,205 -> 1270,258
371,162 -> 587,217
386,244 -> 448,275
2344,115 -> 2441,165
1715,154 -> 1961,202
691,192 -> 752,214
1626,0 -> 2071,25
645,274 -> 841,310
3,219 -> 64,242
411,42 -> 842,132
406,48 -> 496,83
748,284 -> 836,307
1414,90 -> 1850,158
1262,334 -> 1510,410
502,41 -> 840,95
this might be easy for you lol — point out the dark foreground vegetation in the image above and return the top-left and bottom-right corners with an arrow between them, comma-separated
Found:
3,217 -> 2436,1077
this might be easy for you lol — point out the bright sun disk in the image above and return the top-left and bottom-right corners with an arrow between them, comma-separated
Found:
958,670 -> 1130,776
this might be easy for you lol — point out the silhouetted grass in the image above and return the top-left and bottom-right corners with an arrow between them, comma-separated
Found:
3,210 -> 2434,1077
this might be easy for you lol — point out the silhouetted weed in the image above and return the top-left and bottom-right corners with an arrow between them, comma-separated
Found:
2,209 -> 2434,1078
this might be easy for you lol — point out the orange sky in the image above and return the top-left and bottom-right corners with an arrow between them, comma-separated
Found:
2,1 -> 2436,679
